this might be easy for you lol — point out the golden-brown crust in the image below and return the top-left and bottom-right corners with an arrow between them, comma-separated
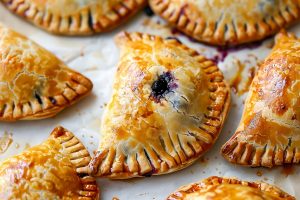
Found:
149,0 -> 300,46
1,0 -> 147,35
89,32 -> 230,179
0,126 -> 99,200
221,31 -> 300,167
167,176 -> 295,200
0,24 -> 93,121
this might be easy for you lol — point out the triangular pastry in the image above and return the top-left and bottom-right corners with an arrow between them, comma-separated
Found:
89,32 -> 230,178
167,176 -> 295,200
222,32 -> 300,167
0,126 -> 99,199
1,0 -> 147,35
0,24 -> 93,121
149,0 -> 300,46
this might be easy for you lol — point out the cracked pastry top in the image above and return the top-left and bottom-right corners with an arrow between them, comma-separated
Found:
89,32 -> 230,179
0,24 -> 93,121
221,31 -> 300,167
1,0 -> 147,35
0,126 -> 99,200
149,0 -> 300,46
167,176 -> 295,200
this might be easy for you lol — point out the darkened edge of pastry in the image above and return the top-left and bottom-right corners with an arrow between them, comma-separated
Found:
1,0 -> 147,35
149,0 -> 300,46
220,132 -> 300,168
220,31 -> 300,168
166,176 -> 295,200
88,31 -> 231,179
51,126 -> 99,200
0,24 -> 93,121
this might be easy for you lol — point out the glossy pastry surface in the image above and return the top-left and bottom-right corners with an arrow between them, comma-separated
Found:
1,0 -> 147,35
167,176 -> 295,200
0,24 -> 93,121
222,31 -> 300,167
89,32 -> 230,179
0,126 -> 99,200
150,0 -> 300,45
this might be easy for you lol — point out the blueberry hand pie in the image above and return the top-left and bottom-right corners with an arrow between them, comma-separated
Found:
0,126 -> 99,200
149,0 -> 300,46
1,0 -> 147,35
167,176 -> 295,200
221,32 -> 300,167
0,24 -> 93,121
89,32 -> 230,179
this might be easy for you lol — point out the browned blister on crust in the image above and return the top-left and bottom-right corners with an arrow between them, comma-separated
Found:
221,31 -> 300,167
0,24 -> 93,121
1,0 -> 147,35
149,0 -> 300,46
167,176 -> 295,200
89,32 -> 230,179
0,126 -> 99,200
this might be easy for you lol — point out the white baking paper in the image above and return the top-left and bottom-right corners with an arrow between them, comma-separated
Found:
0,5 -> 300,200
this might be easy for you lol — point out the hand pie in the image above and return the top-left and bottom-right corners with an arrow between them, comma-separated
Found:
1,0 -> 147,35
149,0 -> 300,46
89,32 -> 230,179
0,126 -> 99,200
221,32 -> 300,167
167,176 -> 295,200
0,24 -> 93,121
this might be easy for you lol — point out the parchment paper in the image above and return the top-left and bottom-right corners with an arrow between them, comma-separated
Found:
0,5 -> 300,200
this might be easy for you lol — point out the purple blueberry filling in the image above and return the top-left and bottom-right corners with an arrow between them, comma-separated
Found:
150,72 -> 177,102
143,6 -> 154,17
49,97 -> 57,105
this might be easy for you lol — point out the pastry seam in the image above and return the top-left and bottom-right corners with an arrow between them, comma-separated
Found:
1,0 -> 147,35
89,32 -> 230,179
149,0 -> 300,45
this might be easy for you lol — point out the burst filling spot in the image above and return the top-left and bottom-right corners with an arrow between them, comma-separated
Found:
151,72 -> 177,102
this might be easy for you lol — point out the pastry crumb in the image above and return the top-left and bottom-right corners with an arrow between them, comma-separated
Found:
256,170 -> 263,177
137,192 -> 149,196
24,143 -> 31,149
0,131 -> 13,154
80,49 -> 85,57
85,66 -> 98,72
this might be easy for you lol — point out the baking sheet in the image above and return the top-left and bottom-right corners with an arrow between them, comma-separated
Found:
0,5 -> 300,199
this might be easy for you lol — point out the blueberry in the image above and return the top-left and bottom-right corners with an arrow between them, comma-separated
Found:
150,72 -> 177,102
49,97 -> 57,105
151,77 -> 168,96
